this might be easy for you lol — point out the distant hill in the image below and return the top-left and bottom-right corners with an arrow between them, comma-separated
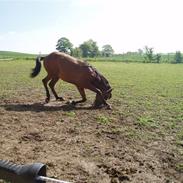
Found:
0,51 -> 37,59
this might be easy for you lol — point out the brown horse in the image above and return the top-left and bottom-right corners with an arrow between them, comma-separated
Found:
31,52 -> 112,108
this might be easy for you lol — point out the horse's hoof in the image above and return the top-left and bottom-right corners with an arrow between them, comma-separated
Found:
105,104 -> 112,110
45,98 -> 50,103
66,100 -> 76,105
71,101 -> 77,105
56,97 -> 65,101
92,103 -> 104,109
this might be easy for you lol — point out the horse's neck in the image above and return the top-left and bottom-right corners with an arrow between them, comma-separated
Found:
94,75 -> 109,92
89,66 -> 110,92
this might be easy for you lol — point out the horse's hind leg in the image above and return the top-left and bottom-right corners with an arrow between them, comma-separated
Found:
42,75 -> 51,103
49,78 -> 64,101
71,86 -> 86,105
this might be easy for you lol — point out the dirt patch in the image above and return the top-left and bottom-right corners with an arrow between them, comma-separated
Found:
0,95 -> 182,183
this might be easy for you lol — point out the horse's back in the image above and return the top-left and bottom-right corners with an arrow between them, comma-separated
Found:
43,52 -> 94,84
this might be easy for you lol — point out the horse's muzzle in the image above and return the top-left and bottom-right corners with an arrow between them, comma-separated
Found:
104,92 -> 112,100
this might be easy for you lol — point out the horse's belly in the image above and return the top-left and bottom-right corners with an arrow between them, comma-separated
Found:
60,73 -> 89,87
58,66 -> 93,86
59,73 -> 76,84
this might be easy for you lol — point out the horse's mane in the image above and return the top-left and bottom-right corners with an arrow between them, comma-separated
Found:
77,59 -> 111,91
89,65 -> 111,91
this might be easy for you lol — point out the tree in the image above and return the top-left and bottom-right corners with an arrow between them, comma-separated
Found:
72,47 -> 83,58
79,39 -> 99,57
102,44 -> 114,57
56,37 -> 73,54
155,54 -> 161,63
143,46 -> 162,63
144,46 -> 154,63
174,51 -> 182,64
138,48 -> 143,55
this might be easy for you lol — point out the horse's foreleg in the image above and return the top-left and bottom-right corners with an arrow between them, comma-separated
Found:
71,86 -> 86,105
48,78 -> 64,101
42,75 -> 51,103
87,84 -> 111,109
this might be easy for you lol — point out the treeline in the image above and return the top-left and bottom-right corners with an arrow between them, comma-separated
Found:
139,46 -> 183,64
56,37 -> 183,63
56,37 -> 114,58
1,38 -> 182,63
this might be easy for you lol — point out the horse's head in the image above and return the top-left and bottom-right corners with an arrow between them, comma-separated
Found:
103,88 -> 112,100
103,87 -> 113,100
91,66 -> 113,100
99,75 -> 112,100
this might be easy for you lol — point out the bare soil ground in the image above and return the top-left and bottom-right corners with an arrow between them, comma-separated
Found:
0,90 -> 182,183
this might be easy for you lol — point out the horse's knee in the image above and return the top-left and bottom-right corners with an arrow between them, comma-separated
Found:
48,78 -> 58,89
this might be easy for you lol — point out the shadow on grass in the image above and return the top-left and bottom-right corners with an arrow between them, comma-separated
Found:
0,102 -> 94,112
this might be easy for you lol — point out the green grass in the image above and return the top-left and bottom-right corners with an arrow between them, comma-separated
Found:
93,62 -> 183,140
0,51 -> 36,60
65,111 -> 76,118
136,116 -> 156,127
176,163 -> 183,172
97,115 -> 110,125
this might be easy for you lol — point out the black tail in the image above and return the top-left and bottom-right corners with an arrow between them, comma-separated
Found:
30,56 -> 44,78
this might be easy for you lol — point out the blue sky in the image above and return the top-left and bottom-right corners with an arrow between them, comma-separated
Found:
1,0 -> 183,54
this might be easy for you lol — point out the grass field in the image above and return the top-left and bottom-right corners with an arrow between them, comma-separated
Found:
0,59 -> 183,182
0,51 -> 36,60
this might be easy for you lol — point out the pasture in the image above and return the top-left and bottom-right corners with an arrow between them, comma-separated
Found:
0,59 -> 183,182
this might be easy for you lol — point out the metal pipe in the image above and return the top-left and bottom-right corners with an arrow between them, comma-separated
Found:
36,176 -> 71,183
